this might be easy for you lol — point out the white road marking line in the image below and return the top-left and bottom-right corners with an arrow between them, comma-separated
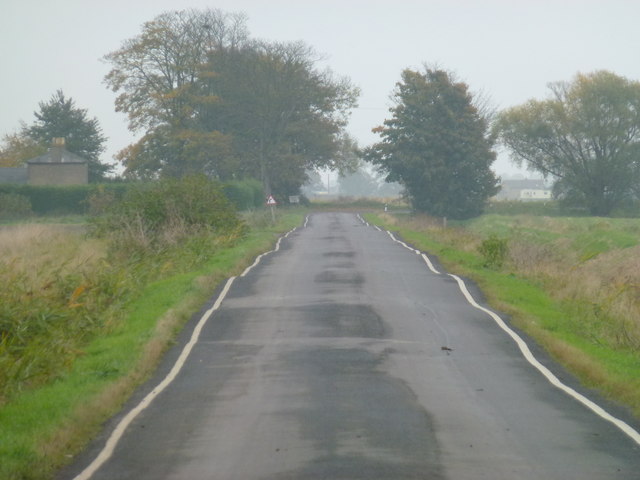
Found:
385,229 -> 421,254
448,273 -> 640,446
356,214 -> 370,227
241,253 -> 265,277
374,226 -> 382,232
73,277 -> 237,480
241,229 -> 295,277
421,253 -> 441,275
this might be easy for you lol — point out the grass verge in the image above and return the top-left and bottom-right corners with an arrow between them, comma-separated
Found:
364,212 -> 640,419
0,209 -> 304,480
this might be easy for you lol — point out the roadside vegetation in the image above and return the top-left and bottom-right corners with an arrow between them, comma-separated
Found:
0,176 -> 304,480
365,204 -> 640,418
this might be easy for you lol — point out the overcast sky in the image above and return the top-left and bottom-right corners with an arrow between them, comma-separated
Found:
3,0 -> 640,177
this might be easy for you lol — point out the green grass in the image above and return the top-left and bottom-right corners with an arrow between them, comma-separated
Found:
0,209 -> 305,480
365,211 -> 640,418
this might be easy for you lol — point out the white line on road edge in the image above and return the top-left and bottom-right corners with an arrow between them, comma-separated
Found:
356,214 -> 370,227
448,273 -> 640,446
421,253 -> 441,275
73,277 -> 238,480
240,227 -> 296,277
386,230 -> 422,255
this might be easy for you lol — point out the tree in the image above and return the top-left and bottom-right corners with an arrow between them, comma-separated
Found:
25,90 -> 110,181
365,68 -> 499,219
115,126 -> 235,180
0,131 -> 46,167
338,161 -> 380,197
105,9 -> 359,193
495,71 -> 640,216
104,8 -> 248,132
104,8 -> 248,179
199,40 -> 359,196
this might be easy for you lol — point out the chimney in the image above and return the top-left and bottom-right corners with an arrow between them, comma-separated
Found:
50,137 -> 65,162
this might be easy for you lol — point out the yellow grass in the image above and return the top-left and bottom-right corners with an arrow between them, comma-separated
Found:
0,224 -> 105,287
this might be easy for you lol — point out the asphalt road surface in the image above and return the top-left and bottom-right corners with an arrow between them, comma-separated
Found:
65,212 -> 640,480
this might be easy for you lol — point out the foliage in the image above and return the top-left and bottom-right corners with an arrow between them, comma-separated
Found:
103,8 -> 359,197
0,193 -> 32,219
0,210 -> 303,480
104,8 -> 248,181
0,132 -> 46,167
495,71 -> 640,216
104,8 -> 248,133
478,234 -> 509,268
92,175 -> 244,252
365,68 -> 499,219
202,41 -> 359,196
0,184 -> 128,216
115,127 -> 236,180
223,178 -> 264,210
24,90 -> 111,181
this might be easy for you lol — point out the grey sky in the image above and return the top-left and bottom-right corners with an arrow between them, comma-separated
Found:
2,0 -> 640,177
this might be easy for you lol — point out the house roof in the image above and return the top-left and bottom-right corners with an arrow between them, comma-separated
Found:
500,178 -> 547,190
27,145 -> 87,165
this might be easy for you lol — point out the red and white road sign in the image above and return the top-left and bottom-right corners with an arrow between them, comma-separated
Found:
266,195 -> 277,206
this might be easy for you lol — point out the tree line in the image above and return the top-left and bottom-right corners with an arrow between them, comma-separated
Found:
2,7 -> 640,217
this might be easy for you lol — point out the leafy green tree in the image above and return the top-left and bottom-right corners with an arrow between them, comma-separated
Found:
105,9 -> 359,193
495,70 -> 640,216
200,41 -> 359,196
115,126 -> 235,180
25,90 -> 110,181
366,68 -> 499,219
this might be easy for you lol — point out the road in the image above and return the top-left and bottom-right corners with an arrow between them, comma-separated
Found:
65,212 -> 640,479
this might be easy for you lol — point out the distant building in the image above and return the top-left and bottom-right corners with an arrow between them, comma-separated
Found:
520,188 -> 552,201
495,178 -> 552,201
27,138 -> 88,185
0,138 -> 89,186
0,167 -> 28,184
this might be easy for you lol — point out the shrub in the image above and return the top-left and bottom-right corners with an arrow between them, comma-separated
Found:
0,184 -> 130,216
94,175 -> 245,251
478,235 -> 509,268
0,193 -> 33,219
223,179 -> 264,210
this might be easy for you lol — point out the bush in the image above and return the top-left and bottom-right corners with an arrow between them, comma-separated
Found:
0,193 -> 33,219
0,184 -> 130,216
94,175 -> 245,251
223,179 -> 264,210
478,235 -> 509,268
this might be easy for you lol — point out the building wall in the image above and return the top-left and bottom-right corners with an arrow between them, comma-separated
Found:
0,167 -> 28,184
28,163 -> 88,185
519,189 -> 552,201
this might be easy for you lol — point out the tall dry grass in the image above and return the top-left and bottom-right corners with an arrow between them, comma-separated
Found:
0,224 -> 103,276
0,225 -> 107,402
